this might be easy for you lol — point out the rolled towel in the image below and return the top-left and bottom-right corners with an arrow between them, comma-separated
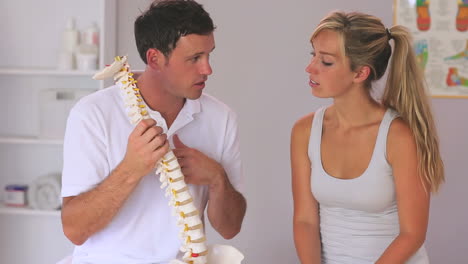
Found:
28,173 -> 62,210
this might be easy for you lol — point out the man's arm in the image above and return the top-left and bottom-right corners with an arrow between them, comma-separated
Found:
173,135 -> 246,239
62,163 -> 145,245
62,119 -> 169,245
206,170 -> 246,239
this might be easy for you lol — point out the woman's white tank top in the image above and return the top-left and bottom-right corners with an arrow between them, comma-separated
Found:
309,106 -> 429,264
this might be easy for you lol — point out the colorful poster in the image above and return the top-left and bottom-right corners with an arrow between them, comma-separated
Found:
394,0 -> 468,98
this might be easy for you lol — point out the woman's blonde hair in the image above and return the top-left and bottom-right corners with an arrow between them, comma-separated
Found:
312,11 -> 444,193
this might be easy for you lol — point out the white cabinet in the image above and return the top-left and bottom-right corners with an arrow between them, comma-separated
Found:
0,0 -> 116,263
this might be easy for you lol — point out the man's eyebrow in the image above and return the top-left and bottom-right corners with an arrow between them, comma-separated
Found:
191,46 -> 216,57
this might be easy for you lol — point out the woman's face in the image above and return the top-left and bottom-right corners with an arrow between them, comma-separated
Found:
305,30 -> 357,99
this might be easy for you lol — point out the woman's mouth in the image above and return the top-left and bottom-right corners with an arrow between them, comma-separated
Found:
309,79 -> 319,87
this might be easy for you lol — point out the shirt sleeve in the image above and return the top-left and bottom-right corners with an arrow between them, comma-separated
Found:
220,110 -> 244,194
61,102 -> 109,197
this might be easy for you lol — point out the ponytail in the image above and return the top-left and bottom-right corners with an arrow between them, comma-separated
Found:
383,26 -> 445,193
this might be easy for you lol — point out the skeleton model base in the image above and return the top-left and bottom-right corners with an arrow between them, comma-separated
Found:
93,56 -> 244,264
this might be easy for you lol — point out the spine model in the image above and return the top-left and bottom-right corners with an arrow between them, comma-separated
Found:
93,56 -> 208,264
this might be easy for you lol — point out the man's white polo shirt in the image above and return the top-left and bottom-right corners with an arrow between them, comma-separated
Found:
61,85 -> 243,264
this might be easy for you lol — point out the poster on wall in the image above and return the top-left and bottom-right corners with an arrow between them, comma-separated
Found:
394,0 -> 468,98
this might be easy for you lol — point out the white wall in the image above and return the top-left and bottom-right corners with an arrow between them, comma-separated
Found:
117,0 -> 468,263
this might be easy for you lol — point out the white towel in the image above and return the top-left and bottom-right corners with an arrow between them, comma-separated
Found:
28,173 -> 62,210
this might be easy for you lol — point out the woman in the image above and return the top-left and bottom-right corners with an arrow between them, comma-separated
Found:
291,11 -> 444,264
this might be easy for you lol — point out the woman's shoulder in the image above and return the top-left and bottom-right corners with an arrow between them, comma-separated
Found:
293,112 -> 315,132
291,112 -> 317,147
388,117 -> 413,141
387,116 -> 416,163
292,105 -> 329,133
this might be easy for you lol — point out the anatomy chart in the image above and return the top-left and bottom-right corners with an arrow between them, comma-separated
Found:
395,0 -> 468,98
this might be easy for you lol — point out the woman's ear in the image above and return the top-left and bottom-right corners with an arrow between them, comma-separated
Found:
353,65 -> 371,83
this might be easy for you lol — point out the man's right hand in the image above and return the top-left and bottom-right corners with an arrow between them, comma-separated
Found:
121,119 -> 170,179
62,118 -> 169,245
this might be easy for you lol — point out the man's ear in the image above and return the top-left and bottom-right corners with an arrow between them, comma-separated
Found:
146,48 -> 165,70
353,65 -> 371,84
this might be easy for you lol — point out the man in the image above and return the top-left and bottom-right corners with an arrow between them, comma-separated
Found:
60,1 -> 246,263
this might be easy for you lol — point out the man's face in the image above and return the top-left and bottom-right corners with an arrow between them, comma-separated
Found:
158,33 -> 215,100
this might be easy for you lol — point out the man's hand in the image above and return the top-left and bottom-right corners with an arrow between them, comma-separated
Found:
173,135 -> 246,239
121,119 -> 170,180
173,134 -> 225,186
62,118 -> 170,245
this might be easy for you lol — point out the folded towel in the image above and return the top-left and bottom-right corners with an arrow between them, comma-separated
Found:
28,173 -> 62,210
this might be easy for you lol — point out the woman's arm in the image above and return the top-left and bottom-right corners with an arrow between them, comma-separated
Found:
376,119 -> 430,263
291,113 -> 322,264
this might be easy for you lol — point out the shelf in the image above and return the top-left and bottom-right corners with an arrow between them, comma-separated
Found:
0,204 -> 60,217
0,136 -> 63,145
0,1 -> 115,263
0,68 -> 97,77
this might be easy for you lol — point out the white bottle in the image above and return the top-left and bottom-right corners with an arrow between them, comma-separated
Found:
58,17 -> 79,70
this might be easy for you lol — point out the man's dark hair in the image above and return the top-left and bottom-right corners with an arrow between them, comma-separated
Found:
134,0 -> 215,64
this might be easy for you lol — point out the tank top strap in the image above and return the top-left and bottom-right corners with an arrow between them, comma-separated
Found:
308,106 -> 326,163
374,108 -> 400,161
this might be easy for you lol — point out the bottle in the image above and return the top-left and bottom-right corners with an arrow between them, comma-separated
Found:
76,22 -> 99,71
58,17 -> 79,70
62,18 -> 79,53
82,22 -> 99,46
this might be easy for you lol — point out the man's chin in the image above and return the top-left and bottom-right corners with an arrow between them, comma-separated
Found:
186,91 -> 203,100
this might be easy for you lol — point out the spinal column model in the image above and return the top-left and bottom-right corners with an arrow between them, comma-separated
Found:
93,56 -> 243,264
